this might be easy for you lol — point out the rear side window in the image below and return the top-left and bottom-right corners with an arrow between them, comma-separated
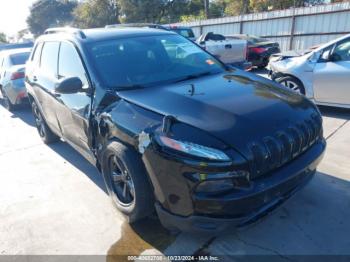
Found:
31,42 -> 43,66
10,52 -> 30,65
58,42 -> 88,86
40,42 -> 60,76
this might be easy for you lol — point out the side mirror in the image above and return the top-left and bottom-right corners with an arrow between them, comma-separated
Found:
55,77 -> 83,94
328,53 -> 341,62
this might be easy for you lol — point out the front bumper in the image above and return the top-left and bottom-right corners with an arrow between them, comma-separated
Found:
147,139 -> 326,232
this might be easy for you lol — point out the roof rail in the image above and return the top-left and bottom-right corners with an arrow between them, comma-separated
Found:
105,23 -> 167,30
44,27 -> 86,39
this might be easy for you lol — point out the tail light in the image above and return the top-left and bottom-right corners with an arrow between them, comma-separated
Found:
16,91 -> 27,101
249,47 -> 267,54
11,71 -> 25,80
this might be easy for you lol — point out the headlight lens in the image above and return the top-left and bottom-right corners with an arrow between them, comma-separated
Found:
159,136 -> 231,162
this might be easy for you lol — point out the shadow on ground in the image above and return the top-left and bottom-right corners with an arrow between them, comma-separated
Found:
0,99 -> 35,127
318,105 -> 350,120
202,171 -> 350,256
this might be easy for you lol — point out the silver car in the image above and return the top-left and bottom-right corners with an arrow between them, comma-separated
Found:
0,48 -> 31,111
269,34 -> 350,109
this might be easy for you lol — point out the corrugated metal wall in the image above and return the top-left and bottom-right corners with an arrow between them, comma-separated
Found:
175,2 -> 350,51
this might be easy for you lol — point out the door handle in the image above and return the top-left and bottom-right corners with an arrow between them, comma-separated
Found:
225,44 -> 232,49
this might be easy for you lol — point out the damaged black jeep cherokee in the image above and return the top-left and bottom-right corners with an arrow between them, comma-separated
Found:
25,27 -> 326,232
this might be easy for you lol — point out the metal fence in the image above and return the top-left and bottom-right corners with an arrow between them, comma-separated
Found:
175,2 -> 350,51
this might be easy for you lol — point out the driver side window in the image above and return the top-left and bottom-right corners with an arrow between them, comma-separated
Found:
319,45 -> 333,62
332,38 -> 350,62
58,42 -> 88,88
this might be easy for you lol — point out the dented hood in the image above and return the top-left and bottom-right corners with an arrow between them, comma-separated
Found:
116,72 -> 318,154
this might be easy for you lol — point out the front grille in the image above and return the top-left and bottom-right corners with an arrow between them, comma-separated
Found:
248,113 -> 322,179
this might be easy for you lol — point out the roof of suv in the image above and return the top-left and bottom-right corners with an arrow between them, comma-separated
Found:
40,27 -> 176,43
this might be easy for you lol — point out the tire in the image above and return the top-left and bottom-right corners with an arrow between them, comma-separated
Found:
31,100 -> 60,144
101,141 -> 154,223
257,62 -> 268,69
1,90 -> 16,111
276,76 -> 306,95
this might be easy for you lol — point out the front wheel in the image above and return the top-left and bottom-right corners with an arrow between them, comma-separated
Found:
101,141 -> 154,223
276,76 -> 306,95
31,100 -> 60,144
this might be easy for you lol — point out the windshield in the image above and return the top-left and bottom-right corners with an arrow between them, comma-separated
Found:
88,34 -> 225,89
10,52 -> 30,65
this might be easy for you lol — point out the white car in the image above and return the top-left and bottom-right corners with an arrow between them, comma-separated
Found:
269,34 -> 350,109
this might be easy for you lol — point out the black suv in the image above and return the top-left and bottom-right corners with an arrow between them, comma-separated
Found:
25,27 -> 326,232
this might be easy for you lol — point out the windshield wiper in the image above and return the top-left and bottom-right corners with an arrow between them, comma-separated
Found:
174,71 -> 213,83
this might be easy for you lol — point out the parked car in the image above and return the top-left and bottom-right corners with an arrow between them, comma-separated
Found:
269,34 -> 350,109
0,48 -> 31,111
197,32 -> 251,70
106,23 -> 196,41
0,42 -> 34,52
26,27 -> 325,232
228,34 -> 280,68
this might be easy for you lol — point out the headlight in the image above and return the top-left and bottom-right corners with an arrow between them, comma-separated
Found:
159,136 -> 231,162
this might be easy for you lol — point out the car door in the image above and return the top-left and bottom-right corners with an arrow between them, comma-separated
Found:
313,38 -> 350,105
29,41 -> 62,133
56,41 -> 93,159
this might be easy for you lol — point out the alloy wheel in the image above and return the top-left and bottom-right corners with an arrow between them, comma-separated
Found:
281,80 -> 303,94
109,155 -> 135,206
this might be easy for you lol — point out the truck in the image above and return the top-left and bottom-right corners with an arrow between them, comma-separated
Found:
197,32 -> 251,70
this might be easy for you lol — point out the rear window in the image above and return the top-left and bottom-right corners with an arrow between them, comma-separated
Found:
10,52 -> 30,65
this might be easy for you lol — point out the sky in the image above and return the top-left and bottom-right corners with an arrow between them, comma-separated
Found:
0,0 -> 37,36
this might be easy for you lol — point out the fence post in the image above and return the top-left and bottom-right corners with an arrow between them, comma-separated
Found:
289,10 -> 296,50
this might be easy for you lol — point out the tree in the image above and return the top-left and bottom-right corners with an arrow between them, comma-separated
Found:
27,0 -> 78,37
0,32 -> 7,43
74,0 -> 119,28
117,0 -> 191,24
224,0 -> 250,15
250,0 -> 326,12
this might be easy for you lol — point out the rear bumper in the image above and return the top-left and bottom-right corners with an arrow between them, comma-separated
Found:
3,81 -> 28,105
155,139 -> 326,232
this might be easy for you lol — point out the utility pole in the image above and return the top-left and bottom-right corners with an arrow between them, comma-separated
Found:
204,0 -> 210,19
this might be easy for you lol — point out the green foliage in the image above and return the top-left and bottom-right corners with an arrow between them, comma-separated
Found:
27,0 -> 77,37
74,0 -> 119,28
27,0 -> 329,34
0,32 -> 7,43
117,0 -> 191,24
